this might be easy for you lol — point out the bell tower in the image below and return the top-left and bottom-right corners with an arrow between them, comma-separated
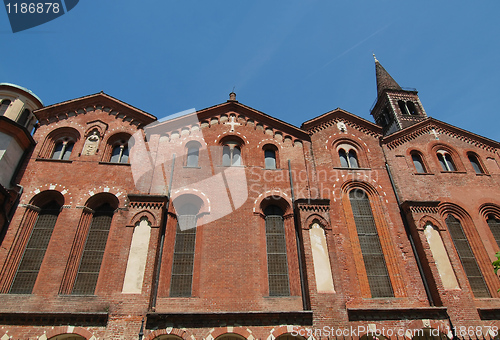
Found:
370,56 -> 427,135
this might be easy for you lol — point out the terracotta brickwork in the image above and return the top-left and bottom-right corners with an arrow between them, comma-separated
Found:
1,62 -> 500,339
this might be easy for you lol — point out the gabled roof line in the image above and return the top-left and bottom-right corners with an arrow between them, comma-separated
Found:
34,91 -> 156,120
301,107 -> 382,136
152,100 -> 310,140
382,117 -> 500,151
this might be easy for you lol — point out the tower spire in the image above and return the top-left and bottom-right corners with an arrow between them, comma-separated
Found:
374,56 -> 402,97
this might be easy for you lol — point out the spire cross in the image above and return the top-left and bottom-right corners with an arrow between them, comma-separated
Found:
227,116 -> 240,132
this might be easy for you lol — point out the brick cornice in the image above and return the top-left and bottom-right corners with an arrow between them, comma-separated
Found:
382,118 -> 499,152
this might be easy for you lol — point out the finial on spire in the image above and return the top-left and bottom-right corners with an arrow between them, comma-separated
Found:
373,53 -> 378,62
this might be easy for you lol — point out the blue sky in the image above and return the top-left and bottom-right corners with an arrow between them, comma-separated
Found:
1,1 -> 499,141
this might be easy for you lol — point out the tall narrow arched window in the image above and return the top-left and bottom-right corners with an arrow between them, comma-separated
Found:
72,203 -> 114,295
18,108 -> 31,127
339,149 -> 349,167
437,151 -> 456,171
445,214 -> 490,297
10,201 -> 61,294
170,204 -> 198,297
222,141 -> 241,166
186,144 -> 200,168
348,150 -> 359,168
468,154 -> 484,174
349,189 -> 393,297
265,205 -> 290,296
52,140 -> 74,160
110,143 -> 129,163
411,152 -> 426,173
0,99 -> 11,116
264,145 -> 278,169
487,215 -> 500,248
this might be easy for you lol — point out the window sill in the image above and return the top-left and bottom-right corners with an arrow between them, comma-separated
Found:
475,173 -> 490,176
332,167 -> 372,171
217,165 -> 245,168
414,172 -> 434,175
98,161 -> 131,166
183,166 -> 201,169
439,171 -> 466,174
35,158 -> 72,163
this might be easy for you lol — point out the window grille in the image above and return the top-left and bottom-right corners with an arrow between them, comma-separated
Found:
72,204 -> 113,295
445,214 -> 490,298
265,205 -> 290,296
10,201 -> 60,294
487,216 -> 500,248
349,190 -> 393,297
170,214 -> 197,297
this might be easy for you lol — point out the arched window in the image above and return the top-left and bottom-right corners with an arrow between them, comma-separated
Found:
52,139 -> 74,160
338,148 -> 359,168
264,145 -> 278,169
264,205 -> 290,296
0,99 -> 11,116
170,204 -> 198,297
72,203 -> 114,295
486,215 -> 500,248
437,151 -> 456,171
110,143 -> 129,163
411,152 -> 426,173
18,108 -> 31,127
222,141 -> 241,166
186,144 -> 200,168
468,153 -> 484,174
10,201 -> 61,294
348,150 -> 359,168
349,189 -> 393,297
445,214 -> 490,297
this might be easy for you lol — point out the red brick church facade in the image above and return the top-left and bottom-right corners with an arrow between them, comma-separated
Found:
0,60 -> 499,339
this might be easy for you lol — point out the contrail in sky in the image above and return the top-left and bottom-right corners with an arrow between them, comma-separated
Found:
308,23 -> 392,77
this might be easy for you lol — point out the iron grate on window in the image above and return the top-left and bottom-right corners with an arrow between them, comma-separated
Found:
72,205 -> 113,295
349,190 -> 393,298
10,202 -> 60,294
170,215 -> 197,297
265,211 -> 290,297
487,216 -> 500,249
445,214 -> 490,298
